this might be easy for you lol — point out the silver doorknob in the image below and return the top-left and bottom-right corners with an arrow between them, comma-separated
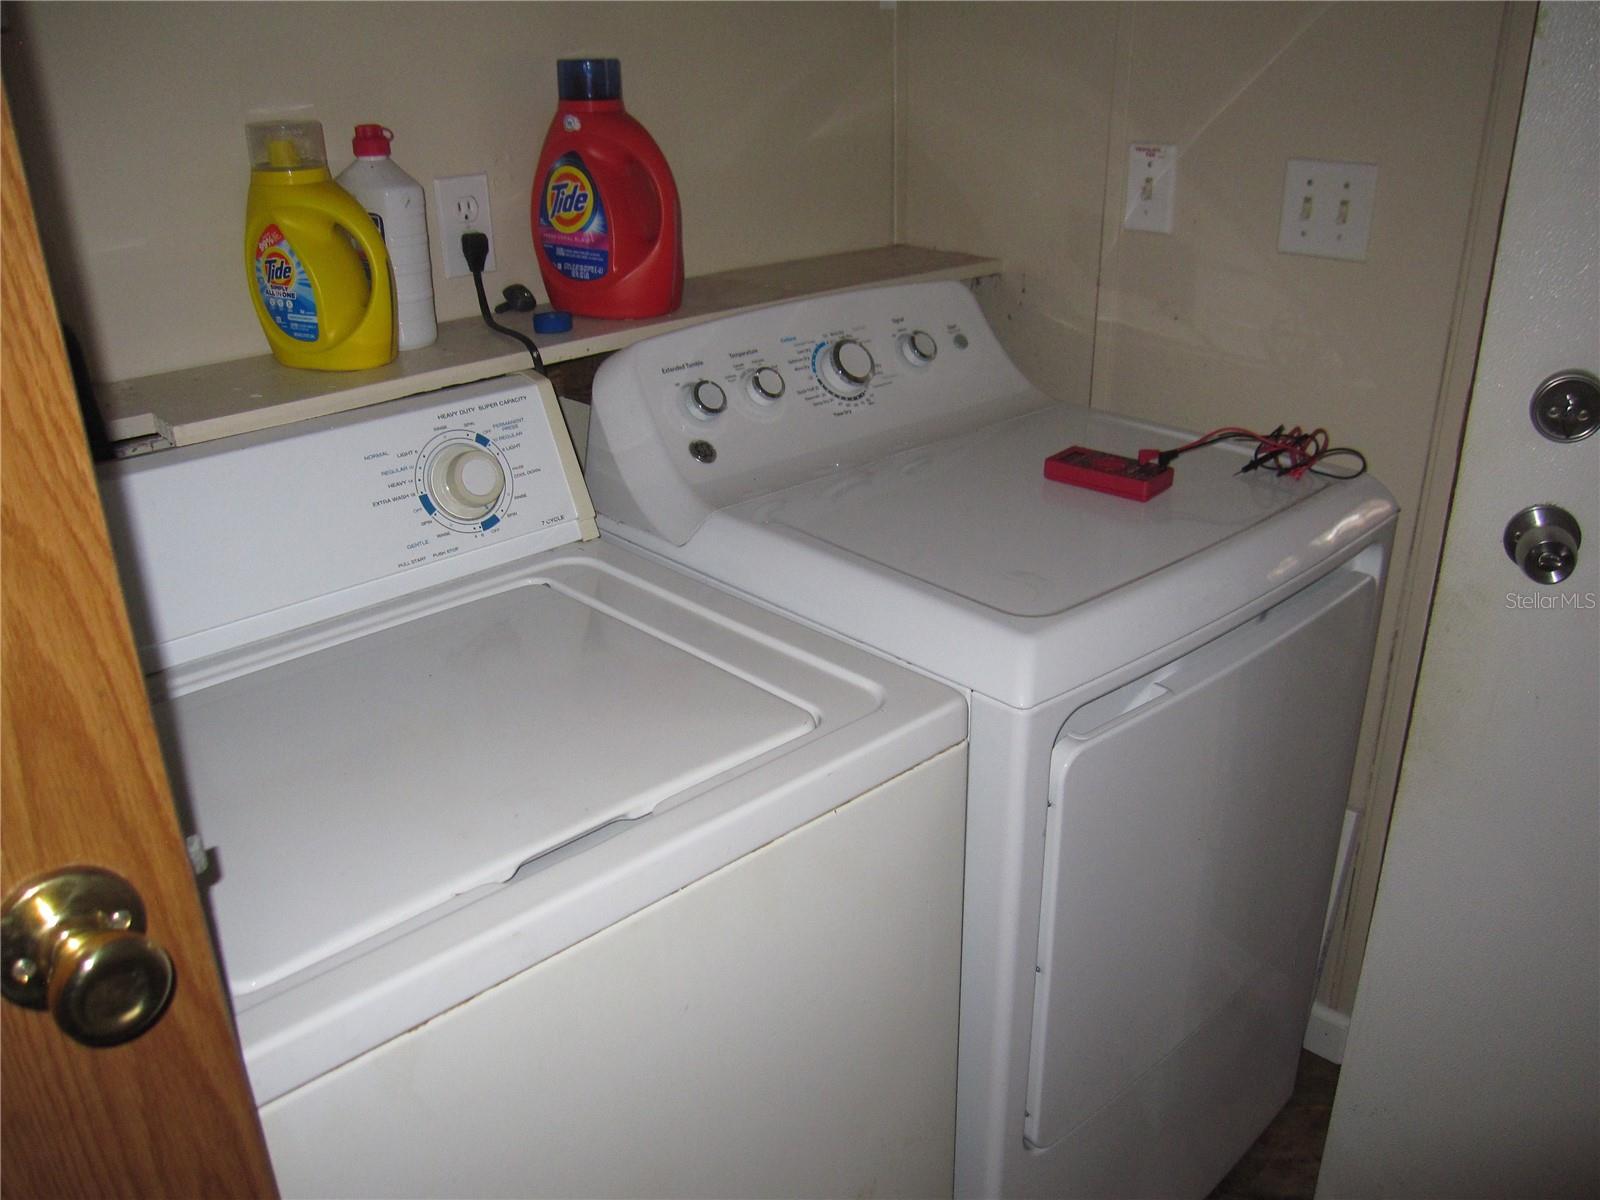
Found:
1504,505 -> 1582,585
2,866 -> 175,1047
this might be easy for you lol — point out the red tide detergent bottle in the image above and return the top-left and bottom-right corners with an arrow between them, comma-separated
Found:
532,58 -> 683,318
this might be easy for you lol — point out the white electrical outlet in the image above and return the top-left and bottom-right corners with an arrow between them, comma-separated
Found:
434,173 -> 496,279
1278,159 -> 1378,261
1124,143 -> 1177,234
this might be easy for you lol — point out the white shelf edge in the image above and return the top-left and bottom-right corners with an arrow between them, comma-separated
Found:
98,244 -> 1002,451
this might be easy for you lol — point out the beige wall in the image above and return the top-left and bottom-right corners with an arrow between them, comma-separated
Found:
898,3 -> 1118,395
1091,2 -> 1502,553
1087,3 -> 1512,1010
899,1 -> 1514,1013
5,1 -> 895,382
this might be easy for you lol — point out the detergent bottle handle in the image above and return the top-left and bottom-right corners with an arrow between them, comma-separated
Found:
337,202 -> 396,347
630,138 -> 681,281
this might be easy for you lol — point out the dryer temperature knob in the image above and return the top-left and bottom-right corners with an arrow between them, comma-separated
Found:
746,367 -> 786,404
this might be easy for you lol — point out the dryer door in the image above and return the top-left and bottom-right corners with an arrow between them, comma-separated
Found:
1024,553 -> 1381,1172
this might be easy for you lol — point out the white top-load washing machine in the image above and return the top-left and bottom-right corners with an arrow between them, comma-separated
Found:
98,373 -> 969,1200
585,280 -> 1399,1199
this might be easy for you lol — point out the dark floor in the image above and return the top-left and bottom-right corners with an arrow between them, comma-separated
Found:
1206,1050 -> 1341,1200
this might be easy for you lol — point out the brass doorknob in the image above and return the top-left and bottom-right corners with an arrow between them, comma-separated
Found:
2,866 -> 174,1047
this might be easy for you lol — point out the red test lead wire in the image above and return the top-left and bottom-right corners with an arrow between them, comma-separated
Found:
1140,425 -> 1367,480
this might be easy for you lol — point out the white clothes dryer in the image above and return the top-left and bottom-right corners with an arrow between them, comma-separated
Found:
585,281 -> 1399,1199
99,373 -> 968,1200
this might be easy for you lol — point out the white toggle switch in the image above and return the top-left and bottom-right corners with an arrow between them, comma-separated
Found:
1278,159 -> 1378,261
1124,143 -> 1177,234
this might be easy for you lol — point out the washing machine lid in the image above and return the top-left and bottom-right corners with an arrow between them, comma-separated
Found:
156,540 -> 965,1105
156,548 -> 819,1000
611,404 -> 1396,708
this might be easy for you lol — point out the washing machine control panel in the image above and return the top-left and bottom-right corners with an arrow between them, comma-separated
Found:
355,379 -> 584,561
586,280 -> 1045,546
99,373 -> 595,669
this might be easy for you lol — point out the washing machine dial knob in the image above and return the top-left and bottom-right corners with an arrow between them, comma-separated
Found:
819,338 -> 875,397
687,379 -> 727,419
428,445 -> 506,521
899,330 -> 938,366
746,366 -> 786,404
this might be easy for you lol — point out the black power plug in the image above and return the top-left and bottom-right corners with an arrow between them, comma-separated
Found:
495,284 -> 538,314
462,233 -> 544,371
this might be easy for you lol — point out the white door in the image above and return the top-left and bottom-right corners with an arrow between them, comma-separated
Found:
1316,5 -> 1598,1198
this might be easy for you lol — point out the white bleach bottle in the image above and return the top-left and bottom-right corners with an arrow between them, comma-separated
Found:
336,124 -> 437,350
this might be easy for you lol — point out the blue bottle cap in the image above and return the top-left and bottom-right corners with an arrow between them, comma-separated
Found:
557,59 -> 621,102
533,309 -> 574,334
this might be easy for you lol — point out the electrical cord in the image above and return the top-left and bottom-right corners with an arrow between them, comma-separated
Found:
1140,425 -> 1368,480
462,232 -> 545,372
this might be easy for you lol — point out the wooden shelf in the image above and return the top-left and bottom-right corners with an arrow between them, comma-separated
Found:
99,244 -> 1001,452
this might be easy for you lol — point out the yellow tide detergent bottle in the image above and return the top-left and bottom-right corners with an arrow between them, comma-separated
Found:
244,120 -> 396,370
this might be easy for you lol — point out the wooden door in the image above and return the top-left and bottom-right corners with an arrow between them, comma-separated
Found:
1,94 -> 277,1198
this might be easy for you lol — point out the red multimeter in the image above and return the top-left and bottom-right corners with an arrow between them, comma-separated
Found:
1043,446 -> 1174,501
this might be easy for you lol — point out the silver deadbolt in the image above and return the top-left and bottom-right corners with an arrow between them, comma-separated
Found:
1530,372 -> 1599,443
1504,505 -> 1582,585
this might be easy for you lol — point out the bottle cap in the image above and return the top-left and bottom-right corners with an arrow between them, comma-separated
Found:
557,58 -> 622,102
533,309 -> 574,334
352,125 -> 394,157
247,120 -> 327,171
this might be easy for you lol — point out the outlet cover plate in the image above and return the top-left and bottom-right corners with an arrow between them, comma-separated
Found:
435,173 -> 496,279
1278,159 -> 1377,261
1124,143 -> 1177,234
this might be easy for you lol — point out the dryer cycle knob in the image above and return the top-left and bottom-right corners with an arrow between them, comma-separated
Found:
688,379 -> 728,419
820,338 -> 875,397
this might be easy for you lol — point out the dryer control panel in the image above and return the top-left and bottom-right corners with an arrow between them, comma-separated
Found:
100,374 -> 596,671
586,280 -> 1049,546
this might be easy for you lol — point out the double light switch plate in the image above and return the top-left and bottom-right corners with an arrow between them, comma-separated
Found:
1278,159 -> 1378,262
